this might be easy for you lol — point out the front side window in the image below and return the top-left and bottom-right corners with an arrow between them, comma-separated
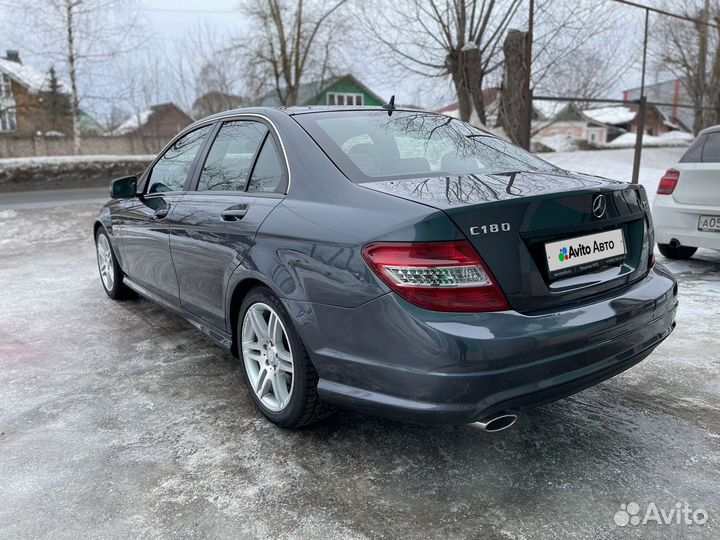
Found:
295,111 -> 556,182
197,121 -> 268,191
147,125 -> 211,194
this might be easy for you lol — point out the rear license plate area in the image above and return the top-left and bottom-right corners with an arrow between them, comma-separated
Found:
545,228 -> 626,280
698,215 -> 720,232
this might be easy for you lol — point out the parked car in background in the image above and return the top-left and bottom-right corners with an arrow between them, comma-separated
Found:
653,124 -> 720,259
94,107 -> 678,431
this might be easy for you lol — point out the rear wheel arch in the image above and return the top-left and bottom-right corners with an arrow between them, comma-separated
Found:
93,220 -> 104,238
228,277 -> 276,357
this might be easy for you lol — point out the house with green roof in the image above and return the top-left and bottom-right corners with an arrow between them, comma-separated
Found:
256,74 -> 384,108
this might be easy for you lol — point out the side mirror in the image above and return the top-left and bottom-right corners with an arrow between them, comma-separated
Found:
110,175 -> 138,199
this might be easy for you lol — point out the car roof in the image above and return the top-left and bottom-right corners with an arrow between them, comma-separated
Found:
194,105 -> 438,124
185,106 -> 497,138
698,124 -> 720,136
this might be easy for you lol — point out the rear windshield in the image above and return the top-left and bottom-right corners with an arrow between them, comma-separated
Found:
701,132 -> 720,162
680,131 -> 720,163
680,134 -> 706,162
294,110 -> 557,182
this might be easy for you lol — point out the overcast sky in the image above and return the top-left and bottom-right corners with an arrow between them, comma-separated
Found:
0,0 -> 684,123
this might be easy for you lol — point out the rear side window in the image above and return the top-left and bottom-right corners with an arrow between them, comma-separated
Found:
147,125 -> 211,193
198,121 -> 268,191
701,132 -> 720,162
247,136 -> 286,193
680,134 -> 706,163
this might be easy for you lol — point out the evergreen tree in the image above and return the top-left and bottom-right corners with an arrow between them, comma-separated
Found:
42,66 -> 71,134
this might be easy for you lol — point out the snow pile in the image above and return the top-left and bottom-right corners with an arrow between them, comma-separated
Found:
0,58 -> 69,94
0,154 -> 154,168
583,106 -> 636,125
605,131 -> 693,148
0,155 -> 153,192
112,109 -> 153,135
657,130 -> 694,143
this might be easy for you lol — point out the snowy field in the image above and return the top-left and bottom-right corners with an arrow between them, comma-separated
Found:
541,146 -> 686,203
0,148 -> 719,539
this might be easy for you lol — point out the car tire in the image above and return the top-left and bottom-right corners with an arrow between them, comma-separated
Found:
95,228 -> 134,300
238,286 -> 334,428
657,243 -> 697,260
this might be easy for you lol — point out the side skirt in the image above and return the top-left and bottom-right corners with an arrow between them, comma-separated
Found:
123,277 -> 233,352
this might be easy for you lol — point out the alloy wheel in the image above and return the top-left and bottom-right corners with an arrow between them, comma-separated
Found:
241,302 -> 294,412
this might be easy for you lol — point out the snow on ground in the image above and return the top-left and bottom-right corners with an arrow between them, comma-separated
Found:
535,133 -> 579,152
1,191 -> 719,539
540,146 -> 687,203
0,154 -> 155,167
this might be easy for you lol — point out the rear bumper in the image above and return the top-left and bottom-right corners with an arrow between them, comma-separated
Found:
286,265 -> 678,424
652,197 -> 720,251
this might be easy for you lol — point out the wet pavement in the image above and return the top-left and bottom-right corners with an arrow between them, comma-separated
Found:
0,202 -> 719,539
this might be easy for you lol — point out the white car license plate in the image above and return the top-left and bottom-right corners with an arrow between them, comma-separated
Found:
698,215 -> 720,232
545,228 -> 626,279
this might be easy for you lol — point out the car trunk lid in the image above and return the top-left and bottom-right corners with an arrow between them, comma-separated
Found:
672,163 -> 720,205
360,170 -> 653,313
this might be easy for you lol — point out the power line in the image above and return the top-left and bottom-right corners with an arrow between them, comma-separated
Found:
139,8 -> 236,14
611,0 -> 720,30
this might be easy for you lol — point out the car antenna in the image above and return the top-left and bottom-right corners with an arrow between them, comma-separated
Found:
382,95 -> 396,116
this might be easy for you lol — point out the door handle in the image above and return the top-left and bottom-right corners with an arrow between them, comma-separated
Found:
221,205 -> 248,221
152,205 -> 170,220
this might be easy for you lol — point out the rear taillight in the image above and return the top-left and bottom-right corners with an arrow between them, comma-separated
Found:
657,169 -> 679,195
361,241 -> 509,312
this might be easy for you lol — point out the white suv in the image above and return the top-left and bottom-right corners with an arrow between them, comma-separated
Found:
652,124 -> 720,259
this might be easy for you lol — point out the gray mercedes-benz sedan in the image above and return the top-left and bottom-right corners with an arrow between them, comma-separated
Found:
94,106 -> 678,430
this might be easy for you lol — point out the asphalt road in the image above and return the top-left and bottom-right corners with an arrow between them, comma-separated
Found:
1,202 -> 719,539
0,186 -> 108,209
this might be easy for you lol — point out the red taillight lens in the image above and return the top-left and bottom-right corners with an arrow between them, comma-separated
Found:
657,169 -> 679,195
361,241 -> 509,312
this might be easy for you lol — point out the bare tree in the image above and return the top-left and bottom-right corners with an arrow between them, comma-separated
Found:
236,0 -> 349,106
2,0 -> 140,153
496,0 -> 634,144
531,0 -> 633,101
357,0 -> 523,125
654,0 -> 720,133
113,51 -> 167,151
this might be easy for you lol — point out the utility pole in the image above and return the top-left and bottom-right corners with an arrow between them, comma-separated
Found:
523,0 -> 534,150
631,7 -> 649,185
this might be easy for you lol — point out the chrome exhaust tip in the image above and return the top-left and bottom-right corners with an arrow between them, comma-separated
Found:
670,238 -> 681,248
471,413 -> 518,433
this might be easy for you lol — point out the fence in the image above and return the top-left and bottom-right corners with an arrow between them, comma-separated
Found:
521,0 -> 720,183
0,134 -> 169,159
